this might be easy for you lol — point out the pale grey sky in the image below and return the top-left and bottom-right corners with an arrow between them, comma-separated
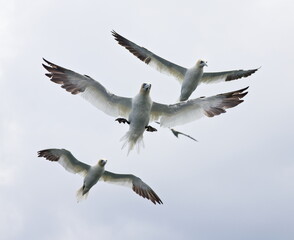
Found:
1,0 -> 294,239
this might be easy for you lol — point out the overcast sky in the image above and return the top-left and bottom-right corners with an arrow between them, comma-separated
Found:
1,0 -> 294,239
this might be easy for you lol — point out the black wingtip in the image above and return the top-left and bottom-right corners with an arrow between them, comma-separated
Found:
42,58 -> 56,69
42,63 -> 51,72
111,30 -> 121,39
38,149 -> 60,162
240,86 -> 249,92
42,57 -> 51,65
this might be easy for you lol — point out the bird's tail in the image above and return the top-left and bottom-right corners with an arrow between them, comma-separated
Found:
76,186 -> 89,203
121,130 -> 144,155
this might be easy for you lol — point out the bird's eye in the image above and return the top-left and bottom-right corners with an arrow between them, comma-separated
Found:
200,61 -> 203,64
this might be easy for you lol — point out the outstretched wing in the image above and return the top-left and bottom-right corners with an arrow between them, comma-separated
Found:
42,58 -> 132,118
151,87 -> 248,128
201,68 -> 259,84
101,171 -> 163,205
38,148 -> 90,177
112,31 -> 187,83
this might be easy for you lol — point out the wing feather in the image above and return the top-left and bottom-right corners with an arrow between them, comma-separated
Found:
42,58 -> 132,118
101,171 -> 163,205
37,148 -> 90,177
151,87 -> 249,127
112,31 -> 186,83
201,68 -> 259,84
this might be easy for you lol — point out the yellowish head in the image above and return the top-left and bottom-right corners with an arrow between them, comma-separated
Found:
98,159 -> 107,167
196,59 -> 208,68
140,83 -> 151,94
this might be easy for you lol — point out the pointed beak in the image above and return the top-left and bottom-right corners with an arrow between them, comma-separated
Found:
100,159 -> 107,166
143,83 -> 151,91
204,61 -> 208,67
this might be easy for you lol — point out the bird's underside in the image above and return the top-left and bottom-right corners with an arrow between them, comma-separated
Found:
115,117 -> 157,132
42,58 -> 249,150
112,30 -> 259,88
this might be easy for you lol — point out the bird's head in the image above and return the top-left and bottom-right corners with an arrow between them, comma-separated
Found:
98,159 -> 107,167
196,59 -> 208,68
140,83 -> 151,94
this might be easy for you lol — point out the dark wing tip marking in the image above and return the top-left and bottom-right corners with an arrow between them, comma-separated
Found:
145,57 -> 151,64
204,86 -> 249,118
132,184 -> 163,205
111,30 -> 150,64
37,149 -> 60,162
225,68 -> 259,82
42,59 -> 85,95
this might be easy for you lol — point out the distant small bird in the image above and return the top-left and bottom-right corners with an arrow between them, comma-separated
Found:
42,58 -> 248,153
112,30 -> 258,101
38,148 -> 163,204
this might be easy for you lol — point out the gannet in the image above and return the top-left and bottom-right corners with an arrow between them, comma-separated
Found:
42,58 -> 248,153
112,31 -> 258,101
38,148 -> 163,204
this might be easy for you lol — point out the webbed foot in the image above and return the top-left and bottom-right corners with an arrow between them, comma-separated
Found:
145,125 -> 157,132
115,118 -> 130,124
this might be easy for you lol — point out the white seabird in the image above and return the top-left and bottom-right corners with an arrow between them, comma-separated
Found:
112,30 -> 258,101
42,58 -> 248,153
38,148 -> 163,204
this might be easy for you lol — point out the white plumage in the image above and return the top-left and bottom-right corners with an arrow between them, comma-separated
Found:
38,148 -> 163,204
43,58 -> 248,153
112,30 -> 258,101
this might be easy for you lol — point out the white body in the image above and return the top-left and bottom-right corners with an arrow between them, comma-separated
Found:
180,65 -> 203,101
43,59 -> 249,154
82,164 -> 105,194
112,31 -> 258,101
38,149 -> 163,204
122,86 -> 153,154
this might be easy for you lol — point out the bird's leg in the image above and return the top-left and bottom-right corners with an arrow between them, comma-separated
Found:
115,118 -> 130,124
145,125 -> 157,132
155,121 -> 197,141
170,128 -> 198,142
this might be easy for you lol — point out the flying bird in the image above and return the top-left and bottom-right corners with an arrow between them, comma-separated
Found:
38,148 -> 163,204
112,30 -> 258,101
42,58 -> 248,153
